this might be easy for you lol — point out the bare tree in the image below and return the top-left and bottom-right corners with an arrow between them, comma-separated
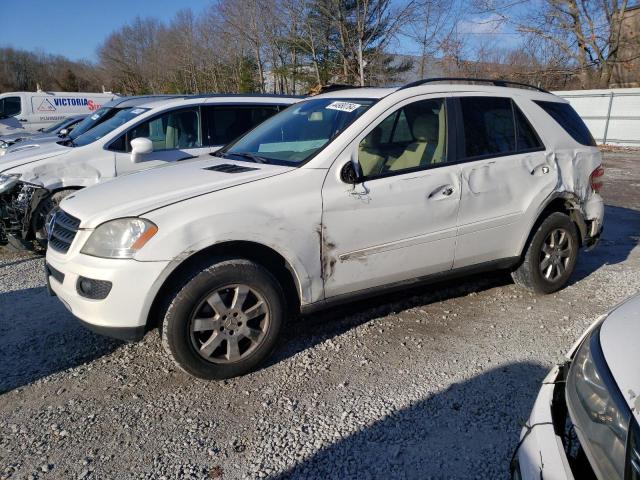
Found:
475,0 -> 639,88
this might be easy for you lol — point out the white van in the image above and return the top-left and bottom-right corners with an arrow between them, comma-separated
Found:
0,94 -> 300,248
0,90 -> 118,137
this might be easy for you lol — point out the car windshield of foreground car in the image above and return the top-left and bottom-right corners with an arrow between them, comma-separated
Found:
221,98 -> 375,165
67,107 -> 119,140
71,107 -> 150,147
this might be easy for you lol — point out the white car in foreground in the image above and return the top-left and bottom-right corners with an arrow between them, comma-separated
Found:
513,294 -> 640,480
46,79 -> 605,379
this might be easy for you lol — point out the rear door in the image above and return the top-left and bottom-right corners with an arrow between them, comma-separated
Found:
113,106 -> 211,175
202,104 -> 283,152
453,95 -> 556,268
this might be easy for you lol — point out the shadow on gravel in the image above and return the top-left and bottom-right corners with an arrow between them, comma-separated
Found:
570,204 -> 640,284
0,286 -> 122,394
272,361 -> 548,479
268,270 -> 512,370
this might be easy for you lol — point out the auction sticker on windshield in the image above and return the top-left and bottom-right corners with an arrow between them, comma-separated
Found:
326,101 -> 362,113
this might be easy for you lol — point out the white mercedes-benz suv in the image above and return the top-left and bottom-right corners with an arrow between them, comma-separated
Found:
45,79 -> 605,379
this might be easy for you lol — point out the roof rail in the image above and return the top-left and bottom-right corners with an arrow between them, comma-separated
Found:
399,77 -> 550,94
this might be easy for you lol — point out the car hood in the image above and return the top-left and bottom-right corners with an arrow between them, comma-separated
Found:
599,294 -> 640,423
61,157 -> 296,228
0,142 -> 69,174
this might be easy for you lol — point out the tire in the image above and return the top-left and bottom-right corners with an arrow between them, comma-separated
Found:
32,189 -> 76,245
161,259 -> 285,380
511,212 -> 579,294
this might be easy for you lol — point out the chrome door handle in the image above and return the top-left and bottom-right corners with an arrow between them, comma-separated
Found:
442,187 -> 454,196
542,166 -> 550,174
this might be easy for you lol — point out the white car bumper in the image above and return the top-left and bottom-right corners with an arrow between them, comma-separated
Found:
513,365 -> 575,480
45,247 -> 169,341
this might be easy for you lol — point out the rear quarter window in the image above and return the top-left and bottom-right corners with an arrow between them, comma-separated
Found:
534,100 -> 596,146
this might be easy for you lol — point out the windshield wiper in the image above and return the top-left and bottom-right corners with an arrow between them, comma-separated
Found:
228,152 -> 270,164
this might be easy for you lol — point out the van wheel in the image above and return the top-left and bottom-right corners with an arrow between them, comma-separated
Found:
32,189 -> 76,246
512,212 -> 579,294
161,259 -> 285,380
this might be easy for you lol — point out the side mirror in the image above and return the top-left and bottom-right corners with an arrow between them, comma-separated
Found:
130,137 -> 153,163
59,128 -> 68,136
340,161 -> 363,185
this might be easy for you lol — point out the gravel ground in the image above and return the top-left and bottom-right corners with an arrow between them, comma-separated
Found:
1,151 -> 639,480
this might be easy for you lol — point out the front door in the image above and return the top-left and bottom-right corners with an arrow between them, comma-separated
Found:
114,106 -> 210,176
321,96 -> 461,298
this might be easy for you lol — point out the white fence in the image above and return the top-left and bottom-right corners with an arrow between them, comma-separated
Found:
554,88 -> 640,146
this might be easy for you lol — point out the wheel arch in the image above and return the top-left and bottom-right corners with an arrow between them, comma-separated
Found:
145,240 -> 303,331
517,193 -> 587,260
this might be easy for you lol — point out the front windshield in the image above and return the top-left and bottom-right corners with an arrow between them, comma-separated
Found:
42,118 -> 74,134
224,98 -> 375,165
72,107 -> 149,147
68,107 -> 120,140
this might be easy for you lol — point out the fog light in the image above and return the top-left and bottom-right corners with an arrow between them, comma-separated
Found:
76,276 -> 112,300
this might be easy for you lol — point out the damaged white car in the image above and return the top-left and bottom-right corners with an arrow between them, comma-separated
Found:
0,94 -> 299,249
45,79 -> 605,379
512,293 -> 640,480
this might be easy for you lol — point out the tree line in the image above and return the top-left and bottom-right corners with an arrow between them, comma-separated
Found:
1,0 -> 638,95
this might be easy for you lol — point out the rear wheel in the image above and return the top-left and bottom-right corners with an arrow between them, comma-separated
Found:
161,259 -> 285,379
512,212 -> 579,294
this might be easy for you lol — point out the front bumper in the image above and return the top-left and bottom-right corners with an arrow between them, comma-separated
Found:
45,247 -> 169,341
512,365 -> 575,480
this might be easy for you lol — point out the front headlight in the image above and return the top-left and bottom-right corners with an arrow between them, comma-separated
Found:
566,326 -> 632,479
80,218 -> 158,259
0,173 -> 21,192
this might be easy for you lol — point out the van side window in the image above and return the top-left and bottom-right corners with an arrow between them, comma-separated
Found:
127,108 -> 202,152
459,97 -> 544,159
0,97 -> 21,118
358,98 -> 447,179
203,106 -> 281,146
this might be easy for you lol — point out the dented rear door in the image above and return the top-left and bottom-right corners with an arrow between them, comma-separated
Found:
452,95 -> 557,268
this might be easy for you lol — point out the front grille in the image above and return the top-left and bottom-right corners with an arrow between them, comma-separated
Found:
49,210 -> 81,254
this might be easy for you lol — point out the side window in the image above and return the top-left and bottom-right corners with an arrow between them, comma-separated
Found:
514,104 -> 544,151
534,100 -> 596,146
460,97 -> 515,158
358,98 -> 447,179
459,97 -> 544,159
0,97 -> 21,118
127,108 -> 202,152
205,106 -> 280,146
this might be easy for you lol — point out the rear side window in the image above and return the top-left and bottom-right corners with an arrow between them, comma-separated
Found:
459,97 -> 544,159
534,100 -> 596,146
204,105 -> 281,146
